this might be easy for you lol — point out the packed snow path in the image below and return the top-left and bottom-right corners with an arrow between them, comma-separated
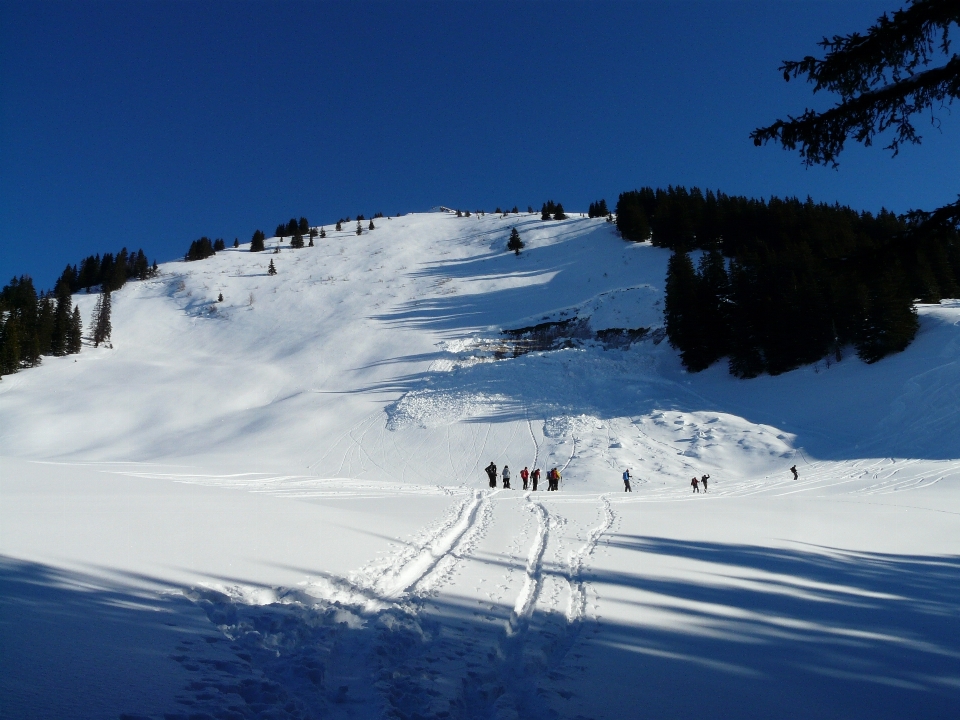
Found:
2,211 -> 959,718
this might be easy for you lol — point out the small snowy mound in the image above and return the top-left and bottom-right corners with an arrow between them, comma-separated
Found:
386,390 -> 508,430
580,285 -> 662,332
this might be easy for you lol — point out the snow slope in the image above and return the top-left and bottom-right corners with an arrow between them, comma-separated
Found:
1,210 -> 958,719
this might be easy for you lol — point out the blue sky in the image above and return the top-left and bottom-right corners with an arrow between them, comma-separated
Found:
2,0 -> 957,290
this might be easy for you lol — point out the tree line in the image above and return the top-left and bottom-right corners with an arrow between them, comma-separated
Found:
615,186 -> 960,376
56,248 -> 156,292
1,276 -> 82,374
541,201 -> 567,221
1,246 -> 155,376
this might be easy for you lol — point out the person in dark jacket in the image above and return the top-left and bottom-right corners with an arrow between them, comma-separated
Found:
790,465 -> 799,480
531,468 -> 541,491
691,476 -> 699,493
485,462 -> 497,488
701,474 -> 710,492
623,469 -> 632,492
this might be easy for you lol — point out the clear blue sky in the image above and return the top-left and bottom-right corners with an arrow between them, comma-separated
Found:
2,0 -> 957,290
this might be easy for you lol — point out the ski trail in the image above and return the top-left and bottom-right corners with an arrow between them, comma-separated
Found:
375,489 -> 490,599
526,413 -> 541,471
566,494 -> 615,623
412,487 -> 495,595
508,496 -> 549,635
307,410 -> 376,471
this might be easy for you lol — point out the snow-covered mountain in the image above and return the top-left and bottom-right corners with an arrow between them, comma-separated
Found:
2,210 -> 959,719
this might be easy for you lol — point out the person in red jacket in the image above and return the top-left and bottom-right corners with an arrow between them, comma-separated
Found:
520,467 -> 530,490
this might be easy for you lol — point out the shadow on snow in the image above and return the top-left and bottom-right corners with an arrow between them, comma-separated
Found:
3,537 -> 958,719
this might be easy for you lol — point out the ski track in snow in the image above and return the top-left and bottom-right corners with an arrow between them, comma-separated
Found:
168,486 -> 625,720
565,494 -> 615,623
508,496 -> 549,634
372,488 -> 489,600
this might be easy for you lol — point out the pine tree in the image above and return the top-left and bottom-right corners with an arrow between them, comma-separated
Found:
854,265 -> 920,363
251,230 -> 266,252
185,238 -> 216,261
320,226 -> 326,238
752,0 -> 960,229
369,219 -> 375,230
36,294 -> 55,355
554,203 -> 567,220
67,304 -> 82,354
92,291 -> 112,348
291,232 -> 304,249
132,250 -> 149,280
688,248 -> 730,370
336,221 -> 342,232
0,316 -> 21,375
51,281 -> 72,356
615,190 -> 655,241
111,248 -> 129,289
299,217 -> 309,234
507,227 -> 525,255
589,199 -> 610,218
726,257 -> 766,378
268,259 -> 277,275
663,251 -> 701,367
217,292 -> 224,302
356,221 -> 363,236
233,238 -> 239,248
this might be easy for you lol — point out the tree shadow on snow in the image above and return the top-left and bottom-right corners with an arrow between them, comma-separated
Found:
3,539 -> 959,720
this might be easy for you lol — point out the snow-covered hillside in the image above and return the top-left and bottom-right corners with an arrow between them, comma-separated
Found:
2,210 -> 959,719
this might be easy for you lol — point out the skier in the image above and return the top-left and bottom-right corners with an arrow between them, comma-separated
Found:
531,468 -> 541,491
548,467 -> 561,491
701,474 -> 710,492
485,462 -> 497,488
691,476 -> 699,493
520,466 -> 529,490
502,465 -> 511,489
623,469 -> 632,492
790,465 -> 799,481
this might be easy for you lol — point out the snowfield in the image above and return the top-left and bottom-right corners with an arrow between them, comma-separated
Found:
1,210 -> 958,719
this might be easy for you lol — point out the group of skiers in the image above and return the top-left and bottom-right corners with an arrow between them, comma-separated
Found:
484,462 -> 561,491
482,463 -> 800,493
